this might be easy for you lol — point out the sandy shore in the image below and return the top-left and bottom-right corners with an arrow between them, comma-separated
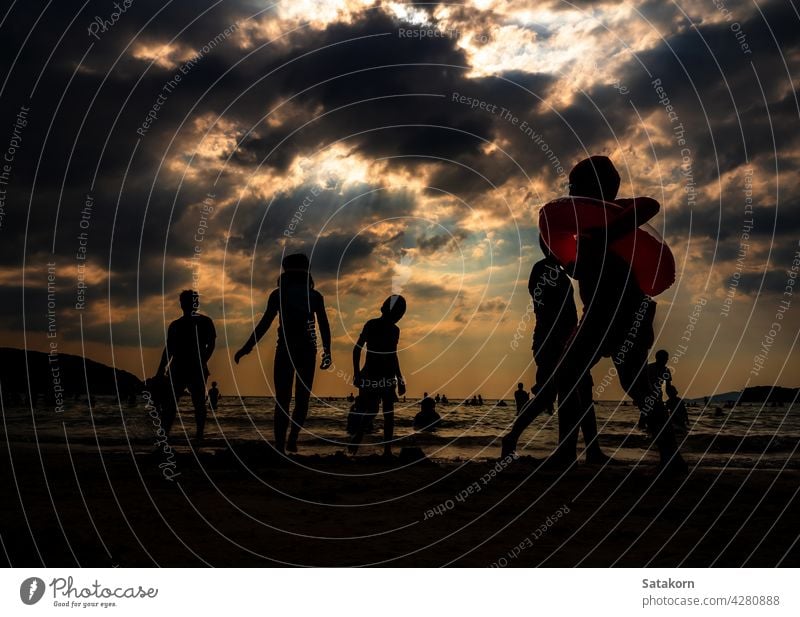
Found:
1,437 -> 798,567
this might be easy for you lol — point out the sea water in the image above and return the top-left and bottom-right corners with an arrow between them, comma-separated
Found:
3,396 -> 798,468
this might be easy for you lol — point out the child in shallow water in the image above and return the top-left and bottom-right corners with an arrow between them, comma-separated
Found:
349,295 -> 407,456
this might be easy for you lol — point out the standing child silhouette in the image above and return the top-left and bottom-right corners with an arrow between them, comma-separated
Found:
152,289 -> 216,442
501,243 -> 608,462
235,253 -> 332,454
349,295 -> 407,457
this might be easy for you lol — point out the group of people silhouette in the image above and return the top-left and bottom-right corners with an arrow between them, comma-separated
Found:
148,156 -> 686,472
502,156 -> 686,473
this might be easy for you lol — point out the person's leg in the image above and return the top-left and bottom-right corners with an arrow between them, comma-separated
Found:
349,390 -> 378,454
502,357 -> 557,456
553,324 -> 603,463
381,391 -> 395,457
159,379 -> 180,438
273,345 -> 294,454
615,338 -> 684,470
189,377 -> 208,441
576,373 -> 608,461
287,349 -> 316,452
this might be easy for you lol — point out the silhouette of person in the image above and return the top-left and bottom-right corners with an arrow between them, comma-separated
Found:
470,395 -> 478,406
234,253 -> 332,454
665,384 -> 688,428
547,156 -> 685,471
347,392 -> 355,402
501,248 -> 607,463
514,383 -> 529,415
441,394 -> 449,405
640,349 -> 671,429
435,393 -> 441,404
649,350 -> 672,391
346,395 -> 374,435
208,381 -> 220,412
414,391 -> 441,431
477,394 -> 483,405
152,289 -> 216,441
349,295 -> 407,456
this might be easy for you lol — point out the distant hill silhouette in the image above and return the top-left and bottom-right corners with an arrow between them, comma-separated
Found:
740,386 -> 799,404
688,386 -> 798,405
0,347 -> 143,401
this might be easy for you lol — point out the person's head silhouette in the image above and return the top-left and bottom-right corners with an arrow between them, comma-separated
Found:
568,156 -> 620,201
179,289 -> 199,316
655,349 -> 669,365
381,294 -> 406,323
211,381 -> 218,388
518,382 -> 524,390
282,252 -> 309,272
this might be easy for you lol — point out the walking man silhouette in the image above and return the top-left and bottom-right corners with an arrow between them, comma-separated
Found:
235,253 -> 332,454
152,289 -> 216,441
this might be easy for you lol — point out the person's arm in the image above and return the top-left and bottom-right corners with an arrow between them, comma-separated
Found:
154,323 -> 174,377
392,330 -> 405,396
204,318 -> 216,363
395,354 -> 405,396
573,197 -> 661,277
155,347 -> 169,378
589,197 -> 660,245
352,332 -> 366,386
235,292 -> 278,364
315,293 -> 332,369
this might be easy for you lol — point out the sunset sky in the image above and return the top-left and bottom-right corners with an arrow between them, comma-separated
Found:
2,0 -> 798,399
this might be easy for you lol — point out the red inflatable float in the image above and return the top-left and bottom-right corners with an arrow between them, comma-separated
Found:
538,196 -> 675,297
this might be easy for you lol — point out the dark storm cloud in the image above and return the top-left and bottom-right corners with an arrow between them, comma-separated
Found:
224,182 -> 417,279
403,281 -> 457,300
736,270 -> 793,297
616,0 -> 799,173
3,0 -> 799,352
305,232 -> 379,275
537,0 -> 800,261
416,228 -> 468,254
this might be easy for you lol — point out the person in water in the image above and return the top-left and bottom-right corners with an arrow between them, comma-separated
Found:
346,394 -> 374,435
501,246 -> 608,463
665,384 -> 689,428
234,253 -> 332,454
514,383 -> 529,415
640,349 -> 672,430
349,295 -> 407,456
414,392 -> 441,430
208,381 -> 220,412
548,156 -> 685,472
152,289 -> 216,441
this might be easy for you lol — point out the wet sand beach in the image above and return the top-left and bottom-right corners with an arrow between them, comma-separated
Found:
2,435 -> 798,567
